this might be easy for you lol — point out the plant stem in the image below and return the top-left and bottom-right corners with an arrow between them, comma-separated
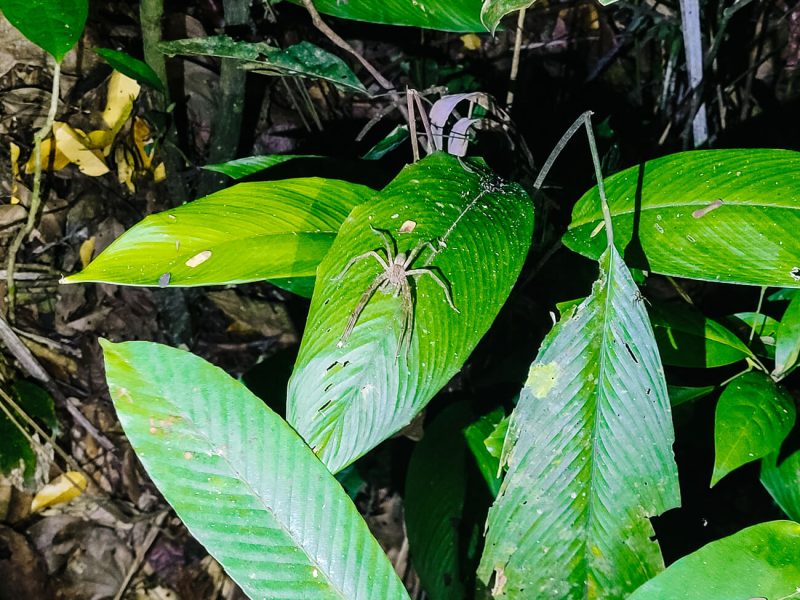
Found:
582,115 -> 614,246
506,8 -> 526,110
140,0 -> 168,89
5,61 -> 61,322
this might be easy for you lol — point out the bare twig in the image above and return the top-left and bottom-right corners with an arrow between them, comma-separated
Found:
679,0 -> 708,146
301,0 -> 394,91
412,91 -> 433,154
407,89 -> 420,162
113,510 -> 169,600
506,8 -> 527,109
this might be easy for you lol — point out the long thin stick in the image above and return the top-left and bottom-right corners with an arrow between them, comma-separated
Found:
6,61 -> 61,321
506,8 -> 527,109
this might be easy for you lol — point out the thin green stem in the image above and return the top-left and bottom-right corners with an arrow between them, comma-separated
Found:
749,285 -> 766,344
6,60 -> 61,321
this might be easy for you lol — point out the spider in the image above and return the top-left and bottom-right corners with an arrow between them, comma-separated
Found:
334,225 -> 459,356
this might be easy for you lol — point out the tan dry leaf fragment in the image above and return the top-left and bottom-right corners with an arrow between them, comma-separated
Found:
31,471 -> 87,512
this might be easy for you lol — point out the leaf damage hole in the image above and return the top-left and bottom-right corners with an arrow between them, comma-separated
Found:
791,267 -> 800,281
624,342 -> 639,364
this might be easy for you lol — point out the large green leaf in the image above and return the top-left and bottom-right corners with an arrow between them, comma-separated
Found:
478,245 -> 680,599
405,403 -> 477,600
159,36 -> 367,94
648,302 -> 754,368
0,0 -> 87,61
287,153 -> 533,473
761,451 -> 800,522
628,521 -> 800,600
774,291 -> 800,379
101,340 -> 409,600
711,371 -> 796,486
564,149 -> 800,288
286,0 -> 484,32
95,48 -> 164,91
62,179 -> 375,298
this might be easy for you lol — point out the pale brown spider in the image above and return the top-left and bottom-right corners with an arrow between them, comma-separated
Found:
334,226 -> 459,355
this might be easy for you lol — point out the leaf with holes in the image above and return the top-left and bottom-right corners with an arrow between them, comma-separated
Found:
0,0 -> 87,61
478,244 -> 680,599
101,340 -> 409,600
628,521 -> 800,600
159,36 -> 367,94
565,149 -> 800,288
711,371 -> 796,486
761,451 -> 800,522
287,0 -> 485,32
62,179 -> 375,298
287,153 -> 533,473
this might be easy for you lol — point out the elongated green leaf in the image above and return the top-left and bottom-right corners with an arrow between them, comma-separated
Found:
406,403 -> 475,600
287,153 -> 533,473
101,340 -> 409,600
463,408 -> 504,497
362,125 -> 409,161
648,302 -> 754,368
565,149 -> 800,288
286,0 -> 484,32
62,179 -> 374,298
761,451 -> 800,522
668,385 -> 715,407
478,245 -> 680,599
711,371 -> 796,486
204,155 -> 320,179
725,311 -> 778,360
0,0 -> 87,61
629,521 -> 800,600
159,36 -> 367,94
774,291 -> 800,379
95,48 -> 164,90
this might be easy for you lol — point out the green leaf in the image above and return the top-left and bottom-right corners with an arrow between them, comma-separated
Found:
480,1 -> 536,35
769,288 -> 800,302
12,380 -> 57,433
761,451 -> 800,522
287,153 -> 533,473
62,179 -> 375,298
463,408 -> 504,497
203,155 -> 320,179
0,0 -> 87,61
564,149 -> 800,288
648,302 -> 754,368
774,291 -> 800,379
484,414 -> 508,461
711,371 -> 796,486
478,245 -> 680,599
725,311 -> 778,360
101,340 -> 410,600
628,521 -> 800,600
668,385 -> 715,407
95,48 -> 164,90
406,403 -> 476,600
362,125 -> 409,161
0,380 -> 56,481
159,36 -> 368,94
286,0 -> 485,33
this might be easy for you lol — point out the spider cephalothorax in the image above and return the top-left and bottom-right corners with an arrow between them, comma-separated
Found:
334,225 -> 459,356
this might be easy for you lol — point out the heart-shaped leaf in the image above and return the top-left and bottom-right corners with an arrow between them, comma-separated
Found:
102,340 -> 410,600
478,245 -> 681,598
711,371 -> 796,486
629,521 -> 800,600
565,149 -> 800,288
62,179 -> 375,297
0,0 -> 87,61
287,153 -> 533,473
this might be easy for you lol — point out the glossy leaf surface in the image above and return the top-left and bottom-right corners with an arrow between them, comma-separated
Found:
159,36 -> 367,94
629,521 -> 800,599
463,408 -> 504,496
565,149 -> 800,288
668,385 -> 715,407
102,340 -> 409,600
774,291 -> 800,379
204,154 -> 320,179
286,0 -> 485,32
63,179 -> 374,297
0,0 -> 87,60
761,451 -> 800,522
711,371 -> 796,486
478,245 -> 680,599
287,153 -> 533,473
95,48 -> 164,90
480,0 -> 536,34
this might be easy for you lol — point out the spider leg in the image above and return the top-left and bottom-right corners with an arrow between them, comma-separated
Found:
338,273 -> 388,347
396,280 -> 415,361
403,240 -> 438,268
369,225 -> 397,263
406,268 -> 460,313
334,250 -> 389,281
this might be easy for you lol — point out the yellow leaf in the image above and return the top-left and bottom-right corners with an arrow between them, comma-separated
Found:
115,145 -> 136,193
31,471 -> 87,512
10,141 -> 20,204
102,71 -> 140,136
461,33 -> 482,51
133,117 -> 155,169
24,130 -> 70,174
53,122 -> 110,176
152,162 -> 166,182
79,236 -> 96,268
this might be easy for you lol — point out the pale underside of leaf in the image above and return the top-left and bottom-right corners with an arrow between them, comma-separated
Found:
102,340 -> 409,600
479,245 -> 680,599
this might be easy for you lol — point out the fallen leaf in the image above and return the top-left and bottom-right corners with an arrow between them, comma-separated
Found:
31,471 -> 87,512
102,71 -> 141,135
79,236 -> 96,268
53,123 -> 110,176
461,33 -> 482,51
